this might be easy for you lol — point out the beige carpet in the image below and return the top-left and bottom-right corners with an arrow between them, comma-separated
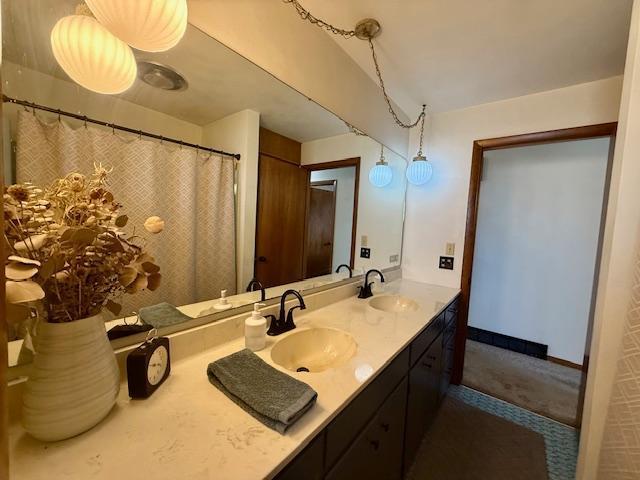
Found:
406,396 -> 548,480
463,340 -> 582,426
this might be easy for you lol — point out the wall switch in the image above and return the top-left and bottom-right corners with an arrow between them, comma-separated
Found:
389,254 -> 399,263
446,242 -> 456,256
361,235 -> 368,247
360,247 -> 371,259
439,256 -> 454,270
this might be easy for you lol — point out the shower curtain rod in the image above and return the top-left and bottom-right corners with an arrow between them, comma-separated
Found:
2,95 -> 242,161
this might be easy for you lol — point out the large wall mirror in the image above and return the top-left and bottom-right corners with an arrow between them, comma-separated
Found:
3,0 -> 408,370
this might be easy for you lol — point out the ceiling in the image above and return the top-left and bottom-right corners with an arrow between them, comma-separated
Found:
297,0 -> 634,116
2,0 -> 347,143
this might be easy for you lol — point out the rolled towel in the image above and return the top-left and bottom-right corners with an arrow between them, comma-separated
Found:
207,349 -> 317,434
139,302 -> 192,329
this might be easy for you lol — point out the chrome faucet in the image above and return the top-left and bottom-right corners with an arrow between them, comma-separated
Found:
266,289 -> 306,336
336,264 -> 353,277
246,278 -> 266,302
358,269 -> 385,299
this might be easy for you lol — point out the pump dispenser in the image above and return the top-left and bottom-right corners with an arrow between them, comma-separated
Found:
213,289 -> 232,311
245,303 -> 267,351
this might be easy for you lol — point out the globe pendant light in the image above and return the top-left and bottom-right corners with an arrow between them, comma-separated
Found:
85,0 -> 188,53
406,110 -> 433,186
51,11 -> 136,95
369,145 -> 393,188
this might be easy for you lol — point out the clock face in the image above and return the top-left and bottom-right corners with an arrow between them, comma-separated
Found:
147,345 -> 168,386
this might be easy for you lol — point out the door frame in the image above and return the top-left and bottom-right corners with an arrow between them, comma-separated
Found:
303,157 -> 360,271
453,122 -> 618,423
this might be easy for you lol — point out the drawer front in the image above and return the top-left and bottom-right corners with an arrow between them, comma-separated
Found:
325,347 -> 409,469
444,296 -> 460,327
274,431 -> 325,480
326,378 -> 408,480
410,312 -> 444,367
404,339 -> 443,471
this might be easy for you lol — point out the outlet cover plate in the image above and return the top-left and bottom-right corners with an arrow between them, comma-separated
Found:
360,247 -> 371,259
439,256 -> 454,270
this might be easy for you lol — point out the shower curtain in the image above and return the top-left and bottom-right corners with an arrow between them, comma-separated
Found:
597,240 -> 640,478
15,111 -> 237,317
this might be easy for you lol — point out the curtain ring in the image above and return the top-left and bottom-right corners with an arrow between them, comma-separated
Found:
56,109 -> 61,122
159,136 -> 164,145
83,116 -> 88,129
138,130 -> 143,140
179,140 -> 183,150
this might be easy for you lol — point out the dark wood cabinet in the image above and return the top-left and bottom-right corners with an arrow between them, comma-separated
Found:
404,334 -> 443,470
326,378 -> 408,480
274,294 -> 460,480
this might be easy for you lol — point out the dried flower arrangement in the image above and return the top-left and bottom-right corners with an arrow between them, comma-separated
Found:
3,164 -> 163,323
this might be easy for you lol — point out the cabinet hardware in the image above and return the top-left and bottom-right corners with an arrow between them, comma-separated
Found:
380,423 -> 390,432
421,361 -> 433,369
370,439 -> 380,451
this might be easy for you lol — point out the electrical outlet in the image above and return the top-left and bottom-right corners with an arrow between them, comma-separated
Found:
360,247 -> 371,259
446,242 -> 455,256
439,256 -> 454,270
389,254 -> 399,263
361,235 -> 368,247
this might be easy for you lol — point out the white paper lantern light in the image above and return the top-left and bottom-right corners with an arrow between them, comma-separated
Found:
51,14 -> 137,95
85,0 -> 188,52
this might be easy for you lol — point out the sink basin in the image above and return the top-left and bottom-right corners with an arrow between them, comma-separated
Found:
270,328 -> 357,373
368,295 -> 420,313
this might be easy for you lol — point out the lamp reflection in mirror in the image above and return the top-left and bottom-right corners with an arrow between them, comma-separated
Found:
86,0 -> 188,53
369,145 -> 393,188
51,14 -> 136,95
406,154 -> 433,186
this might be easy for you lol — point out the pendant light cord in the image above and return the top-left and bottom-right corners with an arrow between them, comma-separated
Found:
283,0 -> 426,131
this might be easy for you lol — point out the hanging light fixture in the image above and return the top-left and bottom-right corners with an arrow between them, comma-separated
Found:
406,111 -> 433,186
51,8 -> 137,95
369,144 -> 393,188
85,0 -> 188,53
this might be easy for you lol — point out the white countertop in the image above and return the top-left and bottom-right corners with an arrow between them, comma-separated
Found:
9,279 -> 459,480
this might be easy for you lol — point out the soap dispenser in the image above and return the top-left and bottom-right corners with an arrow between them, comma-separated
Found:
213,289 -> 232,311
245,303 -> 267,351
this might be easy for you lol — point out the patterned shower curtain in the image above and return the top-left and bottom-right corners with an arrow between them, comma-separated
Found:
597,238 -> 640,478
15,111 -> 237,318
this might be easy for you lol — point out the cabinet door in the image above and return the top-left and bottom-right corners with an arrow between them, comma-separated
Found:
274,432 -> 325,480
404,338 -> 443,471
326,378 -> 408,480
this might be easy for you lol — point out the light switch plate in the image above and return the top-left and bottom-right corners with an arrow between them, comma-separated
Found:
361,235 -> 368,247
446,243 -> 455,256
389,254 -> 399,263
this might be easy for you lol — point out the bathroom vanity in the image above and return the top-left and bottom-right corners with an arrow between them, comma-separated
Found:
8,279 -> 459,479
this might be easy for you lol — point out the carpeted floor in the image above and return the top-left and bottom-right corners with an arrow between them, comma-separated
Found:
406,395 -> 549,480
462,340 -> 582,426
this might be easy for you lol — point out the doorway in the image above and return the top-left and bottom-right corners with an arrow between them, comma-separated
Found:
305,180 -> 337,278
454,123 -> 617,427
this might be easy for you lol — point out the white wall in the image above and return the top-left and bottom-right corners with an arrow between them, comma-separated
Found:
2,62 -> 203,147
302,133 -> 405,272
469,139 -> 610,364
310,167 -> 356,271
578,2 -> 640,477
402,76 -> 623,288
187,0 -> 410,157
201,110 -> 260,293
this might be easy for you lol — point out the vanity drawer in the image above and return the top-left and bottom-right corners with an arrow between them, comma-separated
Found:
444,297 -> 460,327
326,377 -> 408,480
410,312 -> 444,367
274,431 -> 325,480
325,347 -> 409,469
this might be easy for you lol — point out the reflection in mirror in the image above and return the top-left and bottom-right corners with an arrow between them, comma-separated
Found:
3,0 -> 407,369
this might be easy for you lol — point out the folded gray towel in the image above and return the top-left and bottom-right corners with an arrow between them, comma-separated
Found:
207,349 -> 318,434
139,302 -> 192,328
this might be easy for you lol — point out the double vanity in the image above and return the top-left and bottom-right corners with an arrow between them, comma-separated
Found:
9,277 -> 459,479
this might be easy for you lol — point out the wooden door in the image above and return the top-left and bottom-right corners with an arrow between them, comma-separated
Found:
255,154 -> 308,288
305,181 -> 336,278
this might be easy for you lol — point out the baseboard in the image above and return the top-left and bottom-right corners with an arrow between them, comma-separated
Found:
467,326 -> 548,359
547,356 -> 583,370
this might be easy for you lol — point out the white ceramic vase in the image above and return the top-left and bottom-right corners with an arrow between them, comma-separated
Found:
22,312 -> 120,441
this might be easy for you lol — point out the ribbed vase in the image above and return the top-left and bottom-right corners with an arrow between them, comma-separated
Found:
22,313 -> 120,441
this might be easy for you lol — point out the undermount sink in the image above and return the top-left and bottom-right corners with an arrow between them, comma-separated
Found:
368,295 -> 420,313
270,328 -> 357,373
